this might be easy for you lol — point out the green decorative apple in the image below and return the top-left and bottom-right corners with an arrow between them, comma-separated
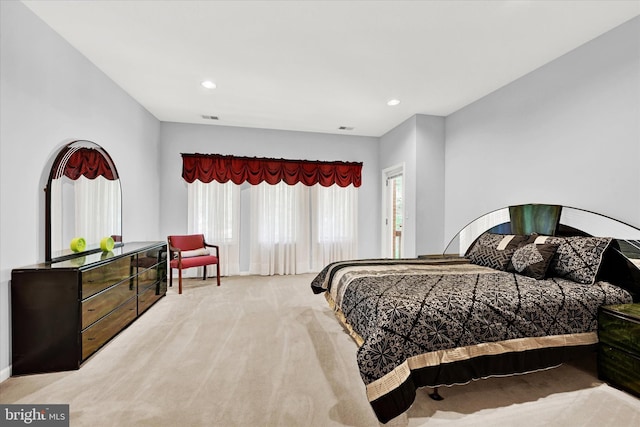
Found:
100,236 -> 115,252
70,237 -> 86,252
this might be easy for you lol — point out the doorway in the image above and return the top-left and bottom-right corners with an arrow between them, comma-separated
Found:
382,164 -> 404,258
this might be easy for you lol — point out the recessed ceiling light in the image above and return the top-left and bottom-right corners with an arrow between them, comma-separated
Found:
201,80 -> 216,89
387,99 -> 400,106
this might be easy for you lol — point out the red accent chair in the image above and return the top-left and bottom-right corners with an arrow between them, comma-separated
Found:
168,234 -> 220,294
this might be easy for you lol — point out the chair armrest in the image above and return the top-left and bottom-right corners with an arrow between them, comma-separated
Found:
169,244 -> 182,261
204,242 -> 220,257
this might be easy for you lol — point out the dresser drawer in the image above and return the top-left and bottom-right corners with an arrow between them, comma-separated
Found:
134,251 -> 162,274
82,279 -> 136,329
82,297 -> 137,360
598,345 -> 640,397
138,283 -> 163,314
82,256 -> 134,299
137,264 -> 160,291
598,310 -> 640,355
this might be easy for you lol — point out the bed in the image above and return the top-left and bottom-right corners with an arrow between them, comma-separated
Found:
310,204 -> 640,424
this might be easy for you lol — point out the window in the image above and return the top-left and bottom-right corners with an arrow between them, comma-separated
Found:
249,182 -> 310,275
187,180 -> 240,275
252,181 -> 308,245
311,185 -> 358,270
189,180 -> 358,276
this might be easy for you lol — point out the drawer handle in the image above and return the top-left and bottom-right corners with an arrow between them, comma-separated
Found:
87,309 -> 96,312
87,337 -> 95,341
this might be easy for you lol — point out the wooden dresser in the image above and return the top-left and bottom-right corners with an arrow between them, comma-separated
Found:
597,303 -> 640,397
11,241 -> 166,375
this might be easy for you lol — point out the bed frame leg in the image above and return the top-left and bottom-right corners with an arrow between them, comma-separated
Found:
429,387 -> 444,401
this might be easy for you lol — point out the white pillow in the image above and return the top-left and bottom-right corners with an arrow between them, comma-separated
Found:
177,248 -> 210,258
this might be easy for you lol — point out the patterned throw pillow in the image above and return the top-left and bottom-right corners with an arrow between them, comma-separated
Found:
467,233 -> 529,271
468,245 -> 517,270
510,243 -> 559,280
534,236 -> 612,284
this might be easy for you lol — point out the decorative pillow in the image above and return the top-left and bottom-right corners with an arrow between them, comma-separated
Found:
176,248 -> 210,258
467,233 -> 530,271
468,246 -> 516,270
475,233 -> 530,251
534,236 -> 612,284
510,243 -> 559,279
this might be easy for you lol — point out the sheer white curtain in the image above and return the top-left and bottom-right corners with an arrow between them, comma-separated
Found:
187,180 -> 240,276
311,184 -> 358,270
50,177 -> 67,254
249,182 -> 310,275
186,179 -> 358,276
75,176 -> 121,245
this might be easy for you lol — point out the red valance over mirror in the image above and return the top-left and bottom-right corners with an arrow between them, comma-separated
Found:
182,153 -> 362,187
52,145 -> 118,181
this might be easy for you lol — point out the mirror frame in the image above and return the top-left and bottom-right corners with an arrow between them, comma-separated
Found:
45,140 -> 123,262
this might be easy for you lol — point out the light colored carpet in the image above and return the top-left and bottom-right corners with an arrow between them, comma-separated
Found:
1,274 -> 638,427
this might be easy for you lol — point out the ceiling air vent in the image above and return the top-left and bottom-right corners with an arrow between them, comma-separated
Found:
338,126 -> 354,131
202,115 -> 219,120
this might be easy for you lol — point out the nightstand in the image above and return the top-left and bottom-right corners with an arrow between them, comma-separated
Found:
597,303 -> 640,397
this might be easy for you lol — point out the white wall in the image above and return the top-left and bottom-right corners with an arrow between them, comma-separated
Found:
444,16 -> 640,244
0,1 -> 161,381
380,114 -> 446,257
379,116 -> 417,257
158,122 -> 380,261
416,115 -> 446,254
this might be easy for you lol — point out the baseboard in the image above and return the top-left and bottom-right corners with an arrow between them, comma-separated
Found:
0,364 -> 11,383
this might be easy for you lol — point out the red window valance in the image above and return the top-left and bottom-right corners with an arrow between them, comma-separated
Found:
182,153 -> 362,187
52,147 -> 118,181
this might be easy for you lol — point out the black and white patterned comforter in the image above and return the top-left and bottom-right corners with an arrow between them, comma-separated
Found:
311,259 -> 633,423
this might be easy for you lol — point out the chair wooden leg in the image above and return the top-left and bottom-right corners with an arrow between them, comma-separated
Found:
169,267 -> 173,287
178,268 -> 182,294
216,263 -> 221,286
202,265 -> 206,280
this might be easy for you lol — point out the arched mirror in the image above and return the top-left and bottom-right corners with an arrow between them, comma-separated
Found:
46,140 -> 122,262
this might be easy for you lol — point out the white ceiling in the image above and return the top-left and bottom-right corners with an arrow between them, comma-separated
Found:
22,0 -> 640,137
